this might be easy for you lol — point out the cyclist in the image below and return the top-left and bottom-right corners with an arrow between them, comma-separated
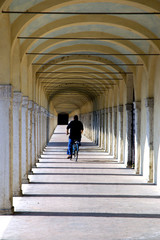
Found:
66,115 -> 83,159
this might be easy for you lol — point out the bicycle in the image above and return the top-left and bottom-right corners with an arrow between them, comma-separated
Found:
70,140 -> 79,161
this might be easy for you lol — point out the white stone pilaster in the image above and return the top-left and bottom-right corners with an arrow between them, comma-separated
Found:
113,107 -> 118,158
37,106 -> 42,156
108,107 -> 113,155
93,111 -> 96,143
27,100 -> 33,172
100,109 -> 104,149
41,107 -> 47,148
118,105 -> 123,163
31,102 -> 35,166
21,96 -> 28,183
125,103 -> 133,167
133,101 -> 141,174
105,108 -> 109,152
0,85 -> 13,214
12,91 -> 22,196
145,98 -> 154,182
98,110 -> 101,147
34,103 -> 38,159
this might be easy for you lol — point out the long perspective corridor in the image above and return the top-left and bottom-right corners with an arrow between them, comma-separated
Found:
1,125 -> 160,240
1,0 -> 160,239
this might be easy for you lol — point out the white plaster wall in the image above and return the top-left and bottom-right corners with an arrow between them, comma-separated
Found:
154,56 -> 160,185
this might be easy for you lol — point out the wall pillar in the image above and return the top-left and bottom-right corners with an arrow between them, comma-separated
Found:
27,100 -> 33,172
113,107 -> 118,158
21,96 -> 28,183
34,104 -> 38,160
145,98 -> 154,182
40,107 -> 44,150
103,109 -> 107,151
125,103 -> 133,167
118,105 -> 123,162
133,101 -> 141,174
100,109 -> 104,149
37,106 -> 41,156
108,107 -> 112,155
31,102 -> 35,166
0,85 -> 13,214
12,91 -> 22,196
105,108 -> 109,152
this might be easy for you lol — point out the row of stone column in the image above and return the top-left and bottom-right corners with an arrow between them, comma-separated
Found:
0,85 -> 55,214
82,99 -> 154,182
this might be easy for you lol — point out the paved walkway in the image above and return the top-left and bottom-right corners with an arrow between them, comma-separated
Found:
1,125 -> 160,240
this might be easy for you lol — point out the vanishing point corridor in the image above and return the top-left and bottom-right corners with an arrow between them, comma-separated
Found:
1,1 -> 160,239
1,125 -> 160,239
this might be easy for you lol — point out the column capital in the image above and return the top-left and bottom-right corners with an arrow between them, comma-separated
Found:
113,106 -> 117,112
118,105 -> 123,112
125,103 -> 133,111
134,101 -> 141,110
13,91 -> 22,105
145,97 -> 154,108
28,100 -> 33,110
0,84 -> 12,100
100,109 -> 104,114
22,96 -> 28,108
108,107 -> 112,113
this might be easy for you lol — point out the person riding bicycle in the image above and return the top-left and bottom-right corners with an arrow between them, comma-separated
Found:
66,115 -> 83,159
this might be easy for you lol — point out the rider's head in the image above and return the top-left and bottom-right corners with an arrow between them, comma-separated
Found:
74,115 -> 78,121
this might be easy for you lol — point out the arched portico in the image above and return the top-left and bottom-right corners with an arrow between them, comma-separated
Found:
0,0 -> 160,215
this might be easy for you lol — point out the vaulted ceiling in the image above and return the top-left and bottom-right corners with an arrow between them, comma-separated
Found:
1,0 -> 160,113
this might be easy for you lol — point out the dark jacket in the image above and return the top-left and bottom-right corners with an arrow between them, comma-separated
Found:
67,120 -> 83,140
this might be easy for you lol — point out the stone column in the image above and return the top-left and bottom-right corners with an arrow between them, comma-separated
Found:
27,100 -> 33,172
95,111 -> 98,145
113,107 -> 118,158
93,111 -> 96,143
0,85 -> 13,214
145,98 -> 154,182
31,102 -> 35,166
41,107 -> 47,148
12,91 -> 22,196
34,104 -> 38,160
105,108 -> 109,152
133,102 -> 141,174
40,107 -> 43,150
118,105 -> 123,163
97,110 -> 100,147
44,109 -> 48,146
100,109 -> 104,149
37,106 -> 42,157
125,103 -> 133,167
103,109 -> 107,151
21,96 -> 28,183
108,107 -> 113,155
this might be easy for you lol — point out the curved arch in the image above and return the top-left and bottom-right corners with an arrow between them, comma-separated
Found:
21,31 -> 148,69
11,6 -> 160,53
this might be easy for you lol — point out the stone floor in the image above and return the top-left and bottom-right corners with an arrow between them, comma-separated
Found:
1,125 -> 160,239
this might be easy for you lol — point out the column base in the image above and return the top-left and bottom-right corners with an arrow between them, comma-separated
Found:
148,179 -> 154,184
21,178 -> 29,184
13,189 -> 22,196
0,206 -> 14,215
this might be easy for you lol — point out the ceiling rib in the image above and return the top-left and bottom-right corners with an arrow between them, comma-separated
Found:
38,77 -> 123,80
18,37 -> 160,40
27,52 -> 160,56
37,71 -> 131,74
33,63 -> 143,66
2,10 -> 160,15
